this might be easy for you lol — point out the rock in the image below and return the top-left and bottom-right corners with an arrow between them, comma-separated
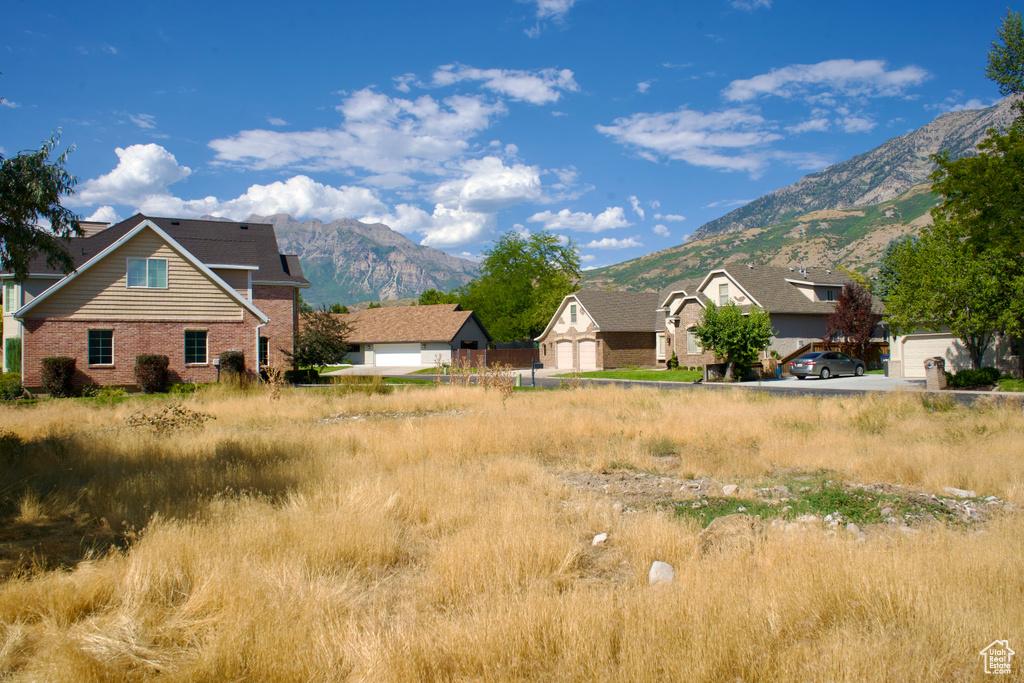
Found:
649,561 -> 674,585
856,533 -> 867,543
722,484 -> 738,496
1004,503 -> 1015,512
794,514 -> 819,525
736,506 -> 747,512
880,507 -> 894,517
592,532 -> 608,547
898,526 -> 920,535
943,487 -> 977,499
698,513 -> 758,554
612,502 -> 623,514
846,522 -> 860,535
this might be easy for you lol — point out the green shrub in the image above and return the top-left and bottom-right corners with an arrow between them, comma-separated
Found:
135,355 -> 170,393
0,373 -> 24,400
40,356 -> 75,397
666,351 -> 679,370
81,385 -> 128,399
284,368 -> 321,384
946,367 -> 1001,388
4,338 -> 21,373
169,382 -> 202,395
219,351 -> 246,378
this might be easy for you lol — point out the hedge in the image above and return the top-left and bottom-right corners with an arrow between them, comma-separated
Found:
946,366 -> 1001,388
219,350 -> 245,378
135,354 -> 170,393
41,357 -> 76,397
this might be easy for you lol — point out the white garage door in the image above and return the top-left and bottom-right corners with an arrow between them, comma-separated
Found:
578,340 -> 597,370
373,343 -> 422,367
556,341 -> 573,369
901,336 -> 955,378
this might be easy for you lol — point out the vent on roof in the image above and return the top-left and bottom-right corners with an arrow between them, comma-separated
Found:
825,269 -> 831,274
171,220 -> 180,225
240,225 -> 248,230
747,263 -> 753,269
788,267 -> 794,271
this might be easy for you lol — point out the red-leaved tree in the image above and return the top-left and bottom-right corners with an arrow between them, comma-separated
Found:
824,283 -> 882,360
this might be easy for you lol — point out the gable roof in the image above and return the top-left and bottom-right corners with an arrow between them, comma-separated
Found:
337,304 -> 492,344
573,289 -> 665,332
2,213 -> 309,287
701,265 -> 859,315
15,219 -> 270,322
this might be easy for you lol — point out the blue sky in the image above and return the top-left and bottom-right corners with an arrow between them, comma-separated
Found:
1,0 -> 1016,269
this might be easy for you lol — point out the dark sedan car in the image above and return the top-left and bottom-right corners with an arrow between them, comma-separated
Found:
790,351 -> 866,379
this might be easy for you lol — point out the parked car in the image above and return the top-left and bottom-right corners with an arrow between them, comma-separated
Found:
790,351 -> 866,379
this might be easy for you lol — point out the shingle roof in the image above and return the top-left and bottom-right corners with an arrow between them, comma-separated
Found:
719,265 -> 858,314
336,304 -> 492,343
2,214 -> 309,287
574,290 -> 665,332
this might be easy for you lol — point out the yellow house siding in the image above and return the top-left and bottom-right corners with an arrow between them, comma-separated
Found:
212,269 -> 250,300
28,229 -> 244,321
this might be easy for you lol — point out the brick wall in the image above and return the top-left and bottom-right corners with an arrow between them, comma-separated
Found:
537,321 -> 597,369
21,315 -> 261,390
253,285 -> 298,369
599,331 -> 657,368
672,303 -> 718,367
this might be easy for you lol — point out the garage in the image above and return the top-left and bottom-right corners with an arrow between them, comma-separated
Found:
556,341 -> 573,369
578,340 -> 597,370
900,335 -> 956,378
373,343 -> 422,367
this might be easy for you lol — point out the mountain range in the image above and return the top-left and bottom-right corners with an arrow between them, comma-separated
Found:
250,215 -> 480,306
583,97 -> 1016,291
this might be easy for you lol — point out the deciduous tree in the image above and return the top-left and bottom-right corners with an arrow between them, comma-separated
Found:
692,302 -> 774,381
286,305 -> 352,371
823,282 -> 882,361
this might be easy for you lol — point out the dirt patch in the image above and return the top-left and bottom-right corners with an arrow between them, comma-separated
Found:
0,518 -> 120,578
799,209 -> 866,221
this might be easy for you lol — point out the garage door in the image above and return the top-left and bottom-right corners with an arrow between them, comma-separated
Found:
373,343 -> 422,366
901,336 -> 955,378
556,341 -> 573,369
578,340 -> 597,370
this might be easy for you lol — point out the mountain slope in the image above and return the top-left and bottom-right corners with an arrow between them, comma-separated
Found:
691,98 -> 1015,241
251,214 -> 480,306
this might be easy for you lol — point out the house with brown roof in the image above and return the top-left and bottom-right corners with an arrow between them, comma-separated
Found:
338,303 -> 491,367
1,214 -> 309,390
535,265 -> 884,372
534,290 -> 666,370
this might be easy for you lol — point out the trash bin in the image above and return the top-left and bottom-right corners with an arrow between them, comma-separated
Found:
883,360 -> 889,377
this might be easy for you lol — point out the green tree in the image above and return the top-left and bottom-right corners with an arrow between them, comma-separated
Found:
874,235 -> 918,302
418,288 -> 460,306
692,302 -> 774,381
459,229 -> 579,342
286,305 -> 352,371
366,301 -> 382,309
886,218 -> 1010,370
986,9 -> 1024,116
0,131 -> 81,281
328,302 -> 349,314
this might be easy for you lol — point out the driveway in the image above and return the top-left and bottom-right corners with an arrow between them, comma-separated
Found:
321,364 -> 434,376
768,374 -> 926,391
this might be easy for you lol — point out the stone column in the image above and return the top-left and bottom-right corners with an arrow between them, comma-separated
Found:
924,356 -> 947,391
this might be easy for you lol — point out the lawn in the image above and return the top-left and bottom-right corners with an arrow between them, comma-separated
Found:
999,378 -> 1024,392
559,368 -> 703,382
0,385 -> 1021,680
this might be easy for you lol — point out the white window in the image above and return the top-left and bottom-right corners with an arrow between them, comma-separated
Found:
656,332 -> 666,360
570,304 -> 577,324
127,258 -> 168,289
719,283 -> 728,306
687,329 -> 702,355
3,281 -> 18,313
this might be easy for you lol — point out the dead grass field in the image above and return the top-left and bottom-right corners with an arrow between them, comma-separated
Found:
0,385 -> 1022,681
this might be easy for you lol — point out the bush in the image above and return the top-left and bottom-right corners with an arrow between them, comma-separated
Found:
169,382 -> 202,395
0,373 -> 24,400
4,338 -> 21,373
284,368 -> 321,384
666,351 -> 679,370
219,350 -> 246,379
135,355 -> 170,393
946,366 -> 1001,388
40,356 -> 75,397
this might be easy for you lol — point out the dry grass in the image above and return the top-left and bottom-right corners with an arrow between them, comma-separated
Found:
0,385 -> 1021,680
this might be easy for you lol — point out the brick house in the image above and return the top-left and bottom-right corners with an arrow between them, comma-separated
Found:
535,290 -> 665,371
1,214 -> 309,390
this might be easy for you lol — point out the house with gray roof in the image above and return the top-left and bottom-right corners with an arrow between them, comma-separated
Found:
1,214 -> 309,390
535,265 -> 883,371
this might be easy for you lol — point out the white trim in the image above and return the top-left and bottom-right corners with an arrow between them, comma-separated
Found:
659,289 -> 689,309
695,269 -> 762,309
184,329 -> 209,365
784,278 -> 846,288
14,220 -> 269,323
247,271 -> 253,301
87,328 -> 115,367
207,263 -> 259,270
126,257 -> 169,290
534,294 -> 601,341
252,279 -> 311,288
3,281 -> 18,314
0,273 -> 64,279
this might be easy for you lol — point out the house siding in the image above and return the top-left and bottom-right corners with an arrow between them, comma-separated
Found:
212,268 -> 251,300
20,314 -> 261,389
28,230 -> 243,322
538,296 -> 597,369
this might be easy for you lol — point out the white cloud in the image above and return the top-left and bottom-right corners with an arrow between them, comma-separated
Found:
838,115 -> 876,133
705,198 -> 753,209
628,195 -> 645,220
209,88 -> 505,176
208,176 -> 386,221
129,113 -> 157,130
74,144 -> 192,206
85,206 -> 122,224
655,213 -> 686,222
928,95 -> 1001,113
101,44 -> 118,55
1,99 -> 20,109
364,203 -> 492,247
786,117 -> 830,133
392,73 -> 416,93
579,253 -> 596,263
526,0 -> 578,20
585,237 -> 643,249
267,116 -> 288,126
597,106 -> 781,175
527,206 -> 631,233
636,81 -> 651,94
652,224 -> 670,237
723,59 -> 929,102
731,0 -> 771,9
433,156 -> 542,212
432,65 -> 579,105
